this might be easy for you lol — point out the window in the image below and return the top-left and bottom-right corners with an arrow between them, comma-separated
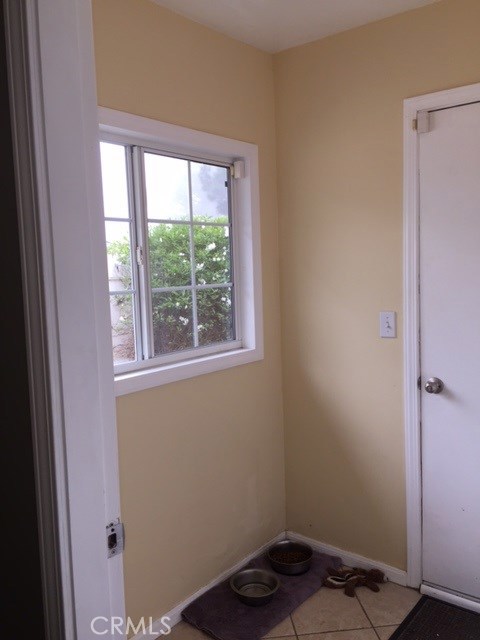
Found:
99,109 -> 263,395
101,143 -> 236,365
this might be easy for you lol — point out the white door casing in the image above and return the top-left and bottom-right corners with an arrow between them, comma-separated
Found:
404,82 -> 480,609
4,0 -> 125,637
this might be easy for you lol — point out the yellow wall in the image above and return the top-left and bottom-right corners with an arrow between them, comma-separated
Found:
92,0 -> 285,624
274,0 -> 480,570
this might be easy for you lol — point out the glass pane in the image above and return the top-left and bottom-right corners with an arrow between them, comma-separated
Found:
105,221 -> 133,290
191,162 -> 229,223
110,293 -> 136,364
194,225 -> 231,285
197,287 -> 234,347
152,291 -> 194,355
144,153 -> 189,221
100,142 -> 130,219
148,223 -> 191,288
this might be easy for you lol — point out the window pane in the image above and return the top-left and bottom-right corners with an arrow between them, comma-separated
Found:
100,142 -> 130,219
105,221 -> 133,291
197,287 -> 234,347
194,225 -> 231,285
148,223 -> 191,288
145,153 -> 189,221
152,291 -> 194,355
110,293 -> 136,364
191,162 -> 229,223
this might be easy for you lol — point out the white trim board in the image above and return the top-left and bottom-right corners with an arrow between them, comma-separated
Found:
421,584 -> 480,615
403,82 -> 480,590
287,531 -> 407,587
131,532 -> 286,640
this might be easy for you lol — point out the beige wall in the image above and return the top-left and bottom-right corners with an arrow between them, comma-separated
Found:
275,0 -> 480,570
92,0 -> 285,624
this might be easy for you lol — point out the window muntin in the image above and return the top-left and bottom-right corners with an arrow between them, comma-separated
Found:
100,141 -> 237,371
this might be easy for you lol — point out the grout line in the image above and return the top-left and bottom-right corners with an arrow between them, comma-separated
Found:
375,624 -> 398,628
295,627 -> 380,637
355,591 -> 376,629
289,613 -> 300,639
354,592 -> 382,639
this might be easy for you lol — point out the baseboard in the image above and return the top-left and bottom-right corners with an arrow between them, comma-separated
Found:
286,530 -> 407,587
421,583 -> 480,614
132,529 -> 408,639
130,531 -> 287,639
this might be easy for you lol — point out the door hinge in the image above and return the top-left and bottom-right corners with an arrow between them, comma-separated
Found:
413,110 -> 431,134
106,518 -> 125,558
136,245 -> 144,266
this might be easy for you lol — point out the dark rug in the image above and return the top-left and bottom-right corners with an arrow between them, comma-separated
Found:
391,595 -> 480,639
182,550 -> 342,640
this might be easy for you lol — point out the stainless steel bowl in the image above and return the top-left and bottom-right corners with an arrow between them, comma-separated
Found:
229,569 -> 279,606
267,540 -> 313,575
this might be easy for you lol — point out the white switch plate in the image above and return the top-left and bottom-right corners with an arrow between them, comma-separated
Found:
380,311 -> 396,338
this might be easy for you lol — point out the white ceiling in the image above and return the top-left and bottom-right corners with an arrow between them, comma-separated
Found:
151,0 -> 439,53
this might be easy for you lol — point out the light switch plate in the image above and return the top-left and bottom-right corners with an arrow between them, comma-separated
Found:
380,311 -> 396,338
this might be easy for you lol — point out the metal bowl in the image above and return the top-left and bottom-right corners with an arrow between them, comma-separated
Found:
267,540 -> 313,575
230,569 -> 279,606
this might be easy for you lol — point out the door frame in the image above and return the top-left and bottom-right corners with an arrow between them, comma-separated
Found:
4,0 -> 125,636
403,81 -> 480,591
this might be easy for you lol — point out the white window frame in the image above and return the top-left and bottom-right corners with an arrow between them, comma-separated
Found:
99,108 -> 264,396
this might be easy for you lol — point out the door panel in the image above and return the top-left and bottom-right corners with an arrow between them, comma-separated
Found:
420,102 -> 480,599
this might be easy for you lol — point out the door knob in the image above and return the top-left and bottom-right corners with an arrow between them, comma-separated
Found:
425,377 -> 444,394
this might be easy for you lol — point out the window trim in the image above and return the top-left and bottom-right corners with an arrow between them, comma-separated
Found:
99,108 -> 264,396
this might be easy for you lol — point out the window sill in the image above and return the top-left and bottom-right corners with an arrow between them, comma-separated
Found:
114,345 -> 263,396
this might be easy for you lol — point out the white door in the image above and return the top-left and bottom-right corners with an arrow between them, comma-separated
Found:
420,101 -> 480,601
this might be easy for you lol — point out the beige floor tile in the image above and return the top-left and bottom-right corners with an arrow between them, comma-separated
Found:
298,630 -> 378,640
375,625 -> 399,639
291,588 -> 371,635
356,582 -> 421,627
168,621 -> 212,639
263,615 -> 296,638
170,617 -> 296,640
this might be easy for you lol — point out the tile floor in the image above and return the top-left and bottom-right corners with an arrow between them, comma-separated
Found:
169,582 -> 421,640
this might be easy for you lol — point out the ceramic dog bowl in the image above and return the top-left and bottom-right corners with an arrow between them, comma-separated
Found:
230,569 -> 279,606
267,540 -> 313,575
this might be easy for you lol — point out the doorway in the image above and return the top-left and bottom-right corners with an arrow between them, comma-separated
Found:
404,82 -> 480,613
1,3 -> 46,635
